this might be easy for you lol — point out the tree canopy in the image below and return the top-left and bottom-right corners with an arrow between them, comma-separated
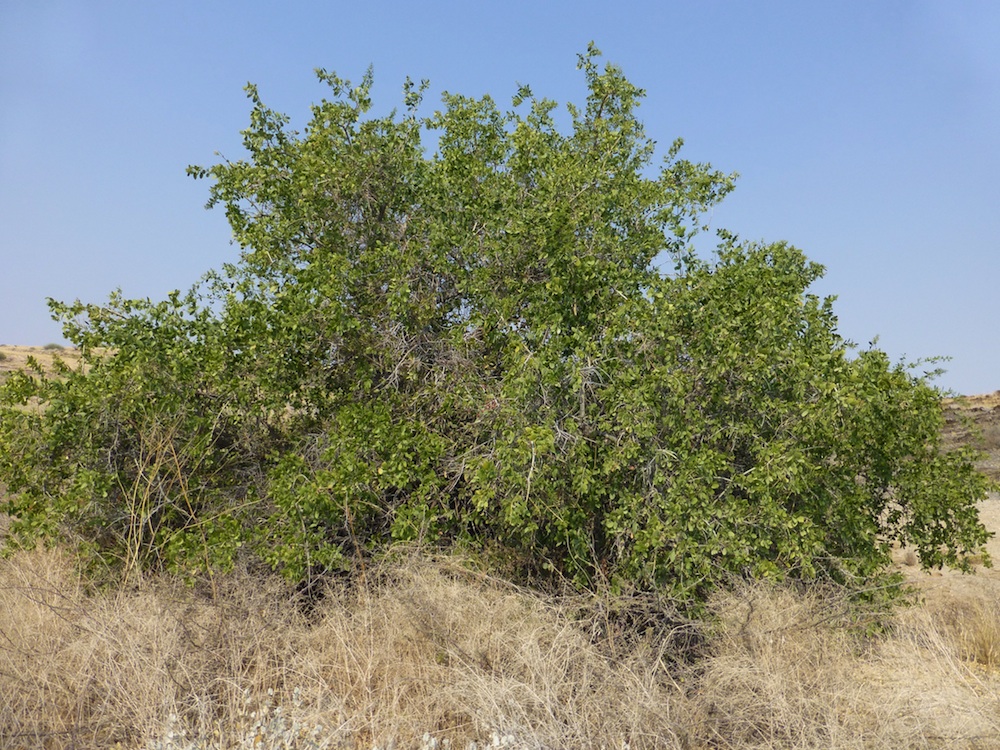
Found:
0,46 -> 991,607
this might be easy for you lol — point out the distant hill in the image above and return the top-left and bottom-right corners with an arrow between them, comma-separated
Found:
0,344 -> 80,380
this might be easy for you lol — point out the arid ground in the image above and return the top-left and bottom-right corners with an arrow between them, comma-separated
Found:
0,343 -> 83,372
2,344 -> 1000,749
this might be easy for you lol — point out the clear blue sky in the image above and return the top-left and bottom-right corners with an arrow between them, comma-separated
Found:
2,1 -> 997,395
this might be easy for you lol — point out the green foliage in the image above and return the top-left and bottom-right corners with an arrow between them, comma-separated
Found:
0,46 -> 992,605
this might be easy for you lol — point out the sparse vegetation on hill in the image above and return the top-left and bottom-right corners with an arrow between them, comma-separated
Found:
0,344 -> 81,377
944,392 -> 1000,482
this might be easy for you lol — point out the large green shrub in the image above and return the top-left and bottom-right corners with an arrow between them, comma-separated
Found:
0,47 -> 991,602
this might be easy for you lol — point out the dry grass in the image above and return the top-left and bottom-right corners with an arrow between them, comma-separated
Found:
2,549 -> 1000,750
0,345 -> 82,378
694,583 -> 1000,749
920,577 -> 1000,671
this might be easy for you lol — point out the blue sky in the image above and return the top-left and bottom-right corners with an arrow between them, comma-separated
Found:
1,1 -> 997,395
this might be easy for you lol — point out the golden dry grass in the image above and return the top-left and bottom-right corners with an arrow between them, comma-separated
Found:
2,548 -> 1000,750
695,582 -> 1000,749
0,345 -> 81,379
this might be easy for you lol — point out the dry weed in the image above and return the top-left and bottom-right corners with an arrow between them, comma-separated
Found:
693,580 -> 1000,749
293,557 -> 691,748
868,603 -> 1000,748
0,549 -> 309,749
2,549 -> 1000,749
921,579 -> 1000,669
